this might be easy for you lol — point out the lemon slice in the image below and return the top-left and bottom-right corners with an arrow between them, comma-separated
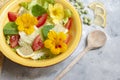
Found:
88,1 -> 106,27
31,50 -> 44,60
94,14 -> 106,27
95,5 -> 106,16
16,45 -> 34,58
88,2 -> 104,10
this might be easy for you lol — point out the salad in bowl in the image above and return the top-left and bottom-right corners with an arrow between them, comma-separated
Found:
0,0 -> 82,67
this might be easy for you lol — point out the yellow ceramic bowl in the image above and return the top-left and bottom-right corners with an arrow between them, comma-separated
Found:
0,0 -> 82,67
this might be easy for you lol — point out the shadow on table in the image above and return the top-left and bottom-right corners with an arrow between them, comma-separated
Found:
1,58 -> 68,80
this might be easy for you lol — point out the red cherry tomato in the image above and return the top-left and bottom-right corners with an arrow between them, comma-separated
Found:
8,12 -> 18,22
65,18 -> 73,30
32,35 -> 44,51
10,35 -> 20,48
65,34 -> 72,44
36,13 -> 48,28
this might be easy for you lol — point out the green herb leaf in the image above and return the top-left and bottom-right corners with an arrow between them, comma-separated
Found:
31,4 -> 46,17
3,22 -> 18,35
45,0 -> 55,4
63,18 -> 69,24
42,25 -> 54,39
37,0 -> 55,5
6,35 -> 10,44
39,52 -> 56,60
64,9 -> 72,18
37,0 -> 54,10
43,1 -> 49,10
19,2 -> 30,10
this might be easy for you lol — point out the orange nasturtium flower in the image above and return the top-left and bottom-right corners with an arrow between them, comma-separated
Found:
44,30 -> 68,55
48,3 -> 64,23
15,13 -> 38,35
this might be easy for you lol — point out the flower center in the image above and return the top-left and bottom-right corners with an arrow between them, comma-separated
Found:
25,25 -> 29,29
53,10 -> 58,16
55,44 -> 61,48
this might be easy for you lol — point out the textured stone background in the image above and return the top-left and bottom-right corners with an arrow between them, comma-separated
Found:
0,0 -> 120,80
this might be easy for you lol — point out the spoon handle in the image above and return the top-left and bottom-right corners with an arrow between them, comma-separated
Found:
55,47 -> 90,80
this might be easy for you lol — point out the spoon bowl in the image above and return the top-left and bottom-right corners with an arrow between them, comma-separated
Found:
87,30 -> 107,49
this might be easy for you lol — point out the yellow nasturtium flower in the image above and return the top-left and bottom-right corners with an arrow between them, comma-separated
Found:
15,13 -> 38,35
44,31 -> 67,55
48,3 -> 64,23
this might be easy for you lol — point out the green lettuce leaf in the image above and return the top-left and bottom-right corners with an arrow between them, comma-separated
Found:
3,22 -> 18,35
31,4 -> 46,17
42,25 -> 54,39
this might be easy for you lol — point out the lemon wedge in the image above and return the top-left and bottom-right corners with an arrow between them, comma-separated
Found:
94,14 -> 106,27
16,45 -> 34,58
88,2 -> 104,10
95,5 -> 106,16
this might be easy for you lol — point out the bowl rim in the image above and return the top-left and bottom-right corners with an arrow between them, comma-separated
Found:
0,0 -> 82,67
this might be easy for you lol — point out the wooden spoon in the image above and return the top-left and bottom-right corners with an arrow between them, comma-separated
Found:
55,30 -> 107,80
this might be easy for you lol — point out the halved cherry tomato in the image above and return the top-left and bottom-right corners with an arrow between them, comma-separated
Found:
65,34 -> 72,44
8,12 -> 18,22
10,35 -> 20,48
65,18 -> 72,30
36,13 -> 48,28
32,35 -> 44,51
